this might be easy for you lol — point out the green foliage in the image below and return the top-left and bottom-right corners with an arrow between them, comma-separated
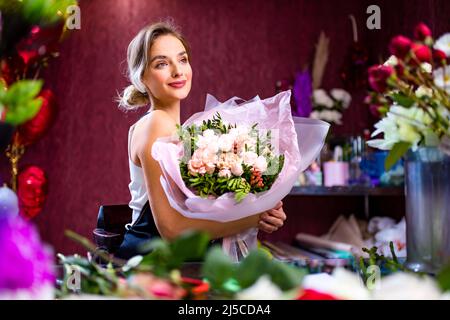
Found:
385,141 -> 411,171
202,246 -> 306,297
15,0 -> 77,25
388,92 -> 416,108
57,254 -> 119,297
139,230 -> 211,277
358,241 -> 407,284
437,263 -> 450,292
1,79 -> 43,125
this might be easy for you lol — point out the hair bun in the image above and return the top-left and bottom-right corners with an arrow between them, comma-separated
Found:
117,85 -> 150,110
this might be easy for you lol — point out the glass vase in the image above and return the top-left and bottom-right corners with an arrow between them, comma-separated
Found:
404,147 -> 450,274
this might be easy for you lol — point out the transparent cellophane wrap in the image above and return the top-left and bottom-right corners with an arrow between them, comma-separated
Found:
152,90 -> 330,262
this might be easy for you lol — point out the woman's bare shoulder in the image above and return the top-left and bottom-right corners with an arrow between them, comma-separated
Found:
136,110 -> 177,142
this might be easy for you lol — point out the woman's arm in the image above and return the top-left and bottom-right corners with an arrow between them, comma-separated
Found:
137,110 -> 260,241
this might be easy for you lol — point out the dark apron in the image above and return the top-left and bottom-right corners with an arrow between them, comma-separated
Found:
115,200 -> 221,260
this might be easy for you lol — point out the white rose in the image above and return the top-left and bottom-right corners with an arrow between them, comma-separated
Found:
202,129 -> 216,138
242,151 -> 258,166
372,272 -> 443,300
218,134 -> 234,152
384,55 -> 399,67
218,168 -> 232,178
415,86 -> 433,98
230,163 -> 244,176
236,275 -> 283,300
420,62 -> 432,73
253,155 -> 268,172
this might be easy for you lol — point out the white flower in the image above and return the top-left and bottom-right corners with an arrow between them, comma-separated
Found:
309,111 -> 321,120
384,55 -> 399,67
236,275 -> 283,300
196,133 -> 219,153
302,268 -> 370,300
434,33 -> 450,57
202,129 -> 216,138
242,151 -> 258,166
330,88 -> 352,108
218,168 -> 232,178
372,272 -> 443,300
319,110 -> 343,124
420,62 -> 432,74
415,86 -> 433,98
433,66 -> 450,94
218,134 -> 234,152
230,162 -> 244,176
368,105 -> 433,151
253,155 -> 268,172
313,89 -> 334,108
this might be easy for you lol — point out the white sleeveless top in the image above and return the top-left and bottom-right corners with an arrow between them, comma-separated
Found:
127,112 -> 151,228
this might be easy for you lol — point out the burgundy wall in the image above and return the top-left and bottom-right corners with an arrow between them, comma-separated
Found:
1,0 -> 449,255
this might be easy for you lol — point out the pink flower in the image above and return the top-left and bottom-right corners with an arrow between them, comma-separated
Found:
412,43 -> 432,63
242,151 -> 258,166
231,163 -> 244,176
368,65 -> 394,93
414,22 -> 432,41
218,169 -> 232,178
389,35 -> 412,59
253,155 -> 268,172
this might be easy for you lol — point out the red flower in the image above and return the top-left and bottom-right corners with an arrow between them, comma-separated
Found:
414,22 -> 432,41
297,289 -> 339,300
368,65 -> 394,93
433,49 -> 447,64
411,43 -> 432,63
389,35 -> 412,59
369,104 -> 383,118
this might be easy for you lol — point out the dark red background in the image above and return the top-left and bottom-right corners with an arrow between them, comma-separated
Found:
1,0 -> 449,255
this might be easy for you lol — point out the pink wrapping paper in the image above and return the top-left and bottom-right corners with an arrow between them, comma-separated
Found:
151,90 -> 330,260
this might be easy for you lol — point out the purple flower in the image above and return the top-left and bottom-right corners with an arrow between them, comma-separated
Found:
292,71 -> 313,117
0,215 -> 55,297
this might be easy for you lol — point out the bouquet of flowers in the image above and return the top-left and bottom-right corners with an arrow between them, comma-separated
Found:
151,90 -> 329,261
178,113 -> 284,203
366,22 -> 450,167
309,88 -> 352,125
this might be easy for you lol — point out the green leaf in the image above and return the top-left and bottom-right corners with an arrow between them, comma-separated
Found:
169,231 -> 211,266
201,246 -> 236,289
235,250 -> 271,288
268,260 -> 306,291
385,141 -> 411,171
389,93 -> 415,108
437,264 -> 450,292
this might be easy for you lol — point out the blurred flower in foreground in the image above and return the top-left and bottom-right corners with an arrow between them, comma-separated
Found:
0,215 -> 55,299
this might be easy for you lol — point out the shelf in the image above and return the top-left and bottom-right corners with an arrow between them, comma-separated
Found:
288,185 -> 404,197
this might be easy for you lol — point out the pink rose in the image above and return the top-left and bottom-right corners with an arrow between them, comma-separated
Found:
389,35 -> 412,59
368,65 -> 394,93
414,22 -> 432,41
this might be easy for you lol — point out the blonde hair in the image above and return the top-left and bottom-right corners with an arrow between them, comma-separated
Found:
117,20 -> 191,110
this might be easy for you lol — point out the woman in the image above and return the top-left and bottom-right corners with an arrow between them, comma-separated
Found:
116,21 -> 286,260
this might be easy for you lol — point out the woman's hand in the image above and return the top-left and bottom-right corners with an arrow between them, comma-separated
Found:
258,201 -> 286,234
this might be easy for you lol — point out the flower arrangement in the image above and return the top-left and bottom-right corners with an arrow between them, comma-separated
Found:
177,113 -> 284,203
58,230 -> 450,300
309,88 -> 352,125
151,90 -> 328,261
366,22 -> 450,168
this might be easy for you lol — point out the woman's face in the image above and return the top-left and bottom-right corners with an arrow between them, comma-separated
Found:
143,34 -> 192,105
